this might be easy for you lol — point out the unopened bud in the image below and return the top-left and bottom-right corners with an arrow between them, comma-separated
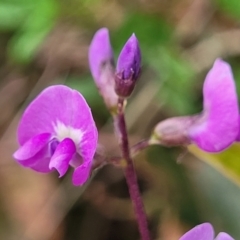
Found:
150,116 -> 200,147
115,34 -> 141,98
88,28 -> 118,112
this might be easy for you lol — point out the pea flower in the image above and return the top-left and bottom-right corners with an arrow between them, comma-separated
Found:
151,59 -> 239,152
115,34 -> 141,97
179,223 -> 234,240
88,28 -> 118,112
13,85 -> 98,186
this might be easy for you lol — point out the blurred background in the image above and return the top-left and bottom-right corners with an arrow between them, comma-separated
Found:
1,0 -> 240,239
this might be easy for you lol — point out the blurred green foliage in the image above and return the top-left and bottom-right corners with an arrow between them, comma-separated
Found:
0,0 -> 58,63
215,0 -> 240,19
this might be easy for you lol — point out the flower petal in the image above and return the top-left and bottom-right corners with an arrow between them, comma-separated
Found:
29,157 -> 52,173
88,28 -> 118,109
70,152 -> 83,168
179,223 -> 214,240
116,33 -> 141,80
17,145 -> 52,173
88,28 -> 114,84
72,161 -> 92,186
235,118 -> 240,141
18,86 -> 75,144
13,133 -> 51,160
49,138 -> 76,177
189,59 -> 239,152
215,232 -> 235,240
71,89 -> 98,172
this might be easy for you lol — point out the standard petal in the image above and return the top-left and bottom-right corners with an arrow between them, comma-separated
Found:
189,59 -> 239,152
71,89 -> 98,171
13,133 -> 51,160
88,28 -> 114,84
72,161 -> 92,186
179,223 -> 214,240
18,85 -> 78,145
49,138 -> 76,177
215,232 -> 235,240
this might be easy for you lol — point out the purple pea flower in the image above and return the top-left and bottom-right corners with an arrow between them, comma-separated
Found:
115,34 -> 141,97
151,59 -> 239,152
88,28 -> 118,111
179,223 -> 234,240
13,85 -> 98,186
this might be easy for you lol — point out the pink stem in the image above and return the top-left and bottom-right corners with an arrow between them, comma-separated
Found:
115,98 -> 151,240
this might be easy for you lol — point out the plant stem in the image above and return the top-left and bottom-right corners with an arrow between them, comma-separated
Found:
131,139 -> 150,157
116,98 -> 151,240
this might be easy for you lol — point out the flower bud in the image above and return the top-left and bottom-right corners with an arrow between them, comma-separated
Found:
115,34 -> 141,97
88,28 -> 118,112
150,116 -> 199,147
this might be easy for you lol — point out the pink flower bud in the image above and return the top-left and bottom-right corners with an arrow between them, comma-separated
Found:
88,28 -> 118,111
150,116 -> 199,147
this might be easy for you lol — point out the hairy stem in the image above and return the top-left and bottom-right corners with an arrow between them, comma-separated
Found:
115,98 -> 151,240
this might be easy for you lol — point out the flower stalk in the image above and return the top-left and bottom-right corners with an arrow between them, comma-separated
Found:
115,98 -> 151,240
130,139 -> 150,157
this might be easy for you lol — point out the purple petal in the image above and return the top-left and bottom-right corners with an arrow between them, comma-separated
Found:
71,89 -> 98,172
18,85 -> 74,144
72,161 -> 92,186
179,223 -> 214,240
88,28 -> 118,109
49,138 -> 76,177
215,232 -> 235,240
88,28 -> 114,84
18,84 -> 97,145
30,156 -> 52,173
189,59 -> 239,152
116,33 -> 141,80
70,152 -> 83,168
17,145 -> 52,173
235,118 -> 240,141
13,133 -> 51,160
50,139 -> 60,155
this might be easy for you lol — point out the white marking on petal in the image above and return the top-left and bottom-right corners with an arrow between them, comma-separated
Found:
53,120 -> 84,148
